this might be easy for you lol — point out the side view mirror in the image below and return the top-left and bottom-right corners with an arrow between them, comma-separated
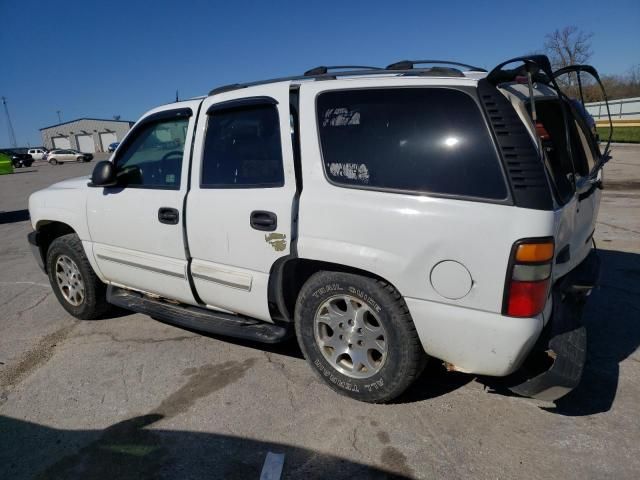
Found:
88,160 -> 117,187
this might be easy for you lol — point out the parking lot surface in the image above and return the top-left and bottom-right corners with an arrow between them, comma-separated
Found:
1,147 -> 639,479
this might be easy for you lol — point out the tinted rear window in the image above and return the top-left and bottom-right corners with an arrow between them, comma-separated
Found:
317,88 -> 507,199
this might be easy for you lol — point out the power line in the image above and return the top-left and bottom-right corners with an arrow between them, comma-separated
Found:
2,96 -> 18,147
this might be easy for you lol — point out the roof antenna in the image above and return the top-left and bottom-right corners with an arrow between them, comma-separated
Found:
175,89 -> 179,102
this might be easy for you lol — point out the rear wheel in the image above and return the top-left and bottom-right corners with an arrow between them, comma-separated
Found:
49,158 -> 58,165
295,271 -> 426,403
47,233 -> 110,319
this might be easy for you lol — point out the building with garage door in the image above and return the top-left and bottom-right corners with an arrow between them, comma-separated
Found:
40,118 -> 134,153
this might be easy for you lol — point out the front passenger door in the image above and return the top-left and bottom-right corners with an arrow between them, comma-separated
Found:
87,104 -> 200,304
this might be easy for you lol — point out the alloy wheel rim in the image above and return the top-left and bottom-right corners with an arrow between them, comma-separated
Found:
55,255 -> 85,306
314,294 -> 387,379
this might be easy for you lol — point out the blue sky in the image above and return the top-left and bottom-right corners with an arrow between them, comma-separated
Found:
1,0 -> 638,147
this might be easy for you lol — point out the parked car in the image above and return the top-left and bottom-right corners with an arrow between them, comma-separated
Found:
27,56 -> 610,403
108,142 -> 120,153
46,149 -> 92,165
27,148 -> 47,161
0,151 -> 14,174
0,149 -> 33,168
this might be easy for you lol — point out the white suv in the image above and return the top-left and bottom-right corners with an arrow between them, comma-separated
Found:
28,56 -> 610,403
27,148 -> 47,160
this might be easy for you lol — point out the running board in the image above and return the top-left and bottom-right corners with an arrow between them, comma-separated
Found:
107,286 -> 290,344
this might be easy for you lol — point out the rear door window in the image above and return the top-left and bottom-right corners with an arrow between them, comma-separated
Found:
201,103 -> 284,188
316,88 -> 508,200
567,102 -> 599,176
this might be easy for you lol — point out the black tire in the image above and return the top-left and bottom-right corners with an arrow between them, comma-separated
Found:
295,271 -> 426,403
46,233 -> 110,320
49,158 -> 58,165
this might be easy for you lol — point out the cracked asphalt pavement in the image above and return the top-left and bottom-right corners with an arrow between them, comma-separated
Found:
1,147 -> 639,479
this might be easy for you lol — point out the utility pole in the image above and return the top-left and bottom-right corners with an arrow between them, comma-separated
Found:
56,110 -> 63,123
2,96 -> 18,148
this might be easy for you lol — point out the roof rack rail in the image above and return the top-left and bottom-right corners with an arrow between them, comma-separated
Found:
208,83 -> 245,96
207,62 -> 475,97
303,65 -> 382,76
402,66 -> 465,77
386,60 -> 487,72
208,68 -> 386,96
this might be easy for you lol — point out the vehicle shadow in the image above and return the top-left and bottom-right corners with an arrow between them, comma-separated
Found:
153,319 -> 470,401
209,248 -> 639,409
543,248 -> 640,416
102,248 -> 638,411
394,361 -> 473,403
0,414 -> 409,480
482,248 -> 640,414
0,209 -> 30,224
151,317 -> 306,359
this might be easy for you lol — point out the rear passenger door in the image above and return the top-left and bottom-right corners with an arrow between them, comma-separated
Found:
187,84 -> 296,321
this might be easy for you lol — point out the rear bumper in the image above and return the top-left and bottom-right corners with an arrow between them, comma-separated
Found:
507,249 -> 600,401
27,231 -> 46,272
406,298 -> 544,377
407,249 -> 599,397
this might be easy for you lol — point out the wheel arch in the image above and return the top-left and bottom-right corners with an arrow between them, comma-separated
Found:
34,221 -> 77,272
268,257 -> 405,323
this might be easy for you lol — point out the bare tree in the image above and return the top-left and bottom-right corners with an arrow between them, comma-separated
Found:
544,26 -> 594,70
627,64 -> 640,86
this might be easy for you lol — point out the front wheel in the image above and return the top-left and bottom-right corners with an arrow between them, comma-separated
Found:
47,233 -> 110,319
295,271 -> 427,403
49,158 -> 58,165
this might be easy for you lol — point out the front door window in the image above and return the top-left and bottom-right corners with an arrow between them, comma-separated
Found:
115,118 -> 189,189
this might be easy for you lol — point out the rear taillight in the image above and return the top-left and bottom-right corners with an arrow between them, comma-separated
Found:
503,238 -> 554,317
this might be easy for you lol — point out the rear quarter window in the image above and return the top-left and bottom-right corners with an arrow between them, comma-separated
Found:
316,88 -> 508,200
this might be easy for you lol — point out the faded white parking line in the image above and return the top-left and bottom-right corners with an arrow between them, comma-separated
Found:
259,452 -> 285,480
0,281 -> 50,288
